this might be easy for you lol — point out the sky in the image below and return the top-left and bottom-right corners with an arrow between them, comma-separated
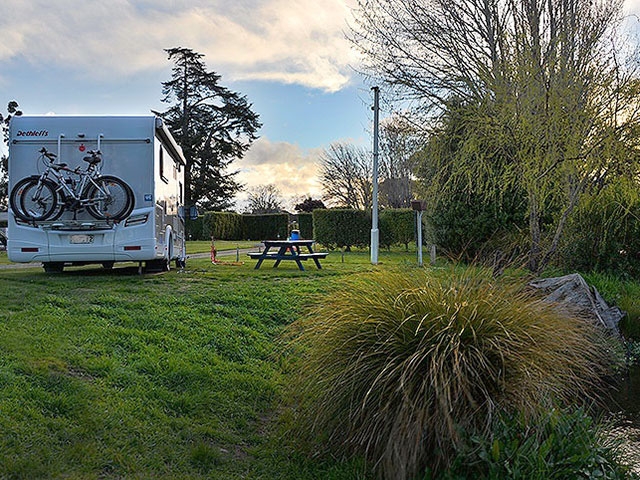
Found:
2,0 -> 640,211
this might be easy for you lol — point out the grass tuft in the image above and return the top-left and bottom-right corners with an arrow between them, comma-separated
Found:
287,267 -> 617,479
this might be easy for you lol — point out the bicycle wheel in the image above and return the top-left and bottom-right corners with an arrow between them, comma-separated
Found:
85,175 -> 134,221
14,177 -> 59,221
9,176 -> 36,221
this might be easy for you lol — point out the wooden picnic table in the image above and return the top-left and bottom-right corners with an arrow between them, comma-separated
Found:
247,239 -> 327,271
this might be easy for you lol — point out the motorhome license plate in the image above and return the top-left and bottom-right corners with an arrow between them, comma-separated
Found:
70,234 -> 94,244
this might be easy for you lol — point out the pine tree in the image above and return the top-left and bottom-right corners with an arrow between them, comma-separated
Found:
161,48 -> 261,211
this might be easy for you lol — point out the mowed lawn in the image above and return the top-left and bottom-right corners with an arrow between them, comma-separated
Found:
0,249 -> 418,479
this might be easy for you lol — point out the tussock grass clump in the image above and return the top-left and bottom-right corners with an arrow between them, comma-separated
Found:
288,268 -> 616,479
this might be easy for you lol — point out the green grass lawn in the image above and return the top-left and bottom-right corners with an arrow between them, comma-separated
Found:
1,247 -> 637,478
0,249 -> 422,479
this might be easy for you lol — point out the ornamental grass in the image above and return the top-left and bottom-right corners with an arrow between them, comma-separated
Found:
287,268 -> 617,479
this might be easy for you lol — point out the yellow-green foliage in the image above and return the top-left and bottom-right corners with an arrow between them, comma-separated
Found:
288,268 -> 615,479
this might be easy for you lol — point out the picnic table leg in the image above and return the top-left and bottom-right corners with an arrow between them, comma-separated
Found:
307,245 -> 323,269
276,245 -> 303,271
273,246 -> 287,268
293,245 -> 305,270
254,246 -> 270,269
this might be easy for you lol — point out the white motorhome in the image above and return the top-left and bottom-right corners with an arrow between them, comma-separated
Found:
7,115 -> 188,272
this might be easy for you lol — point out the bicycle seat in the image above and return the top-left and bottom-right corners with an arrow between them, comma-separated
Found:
51,163 -> 68,170
83,155 -> 102,165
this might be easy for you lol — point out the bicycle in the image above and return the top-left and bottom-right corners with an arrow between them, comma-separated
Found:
10,147 -> 135,222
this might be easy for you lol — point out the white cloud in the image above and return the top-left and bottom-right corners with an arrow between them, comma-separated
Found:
234,137 -> 324,211
0,0 -> 358,92
626,0 -> 640,14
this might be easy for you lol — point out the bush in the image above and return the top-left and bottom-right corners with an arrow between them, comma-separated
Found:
437,408 -> 636,480
241,213 -> 288,241
186,216 -> 207,240
428,190 -> 527,262
287,268 -> 615,479
313,209 -> 370,250
560,178 -> 640,277
205,212 -> 243,240
297,213 -> 313,239
380,209 -> 416,250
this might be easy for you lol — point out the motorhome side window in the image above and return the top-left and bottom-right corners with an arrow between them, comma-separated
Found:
159,147 -> 169,183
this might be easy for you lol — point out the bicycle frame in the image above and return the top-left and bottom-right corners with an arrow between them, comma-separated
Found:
35,150 -> 111,211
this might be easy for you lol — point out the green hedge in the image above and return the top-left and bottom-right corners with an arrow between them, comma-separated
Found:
188,209 -> 424,249
186,212 -> 288,241
186,217 -> 206,241
297,213 -> 313,239
380,209 -> 416,250
313,209 -> 370,250
242,214 -> 289,241
205,212 -> 243,240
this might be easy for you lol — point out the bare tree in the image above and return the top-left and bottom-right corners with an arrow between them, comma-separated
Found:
319,142 -> 373,209
351,0 -> 640,272
379,114 -> 421,208
246,184 -> 284,214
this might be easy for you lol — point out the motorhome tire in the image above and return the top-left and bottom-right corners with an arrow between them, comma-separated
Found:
43,262 -> 64,273
145,259 -> 169,273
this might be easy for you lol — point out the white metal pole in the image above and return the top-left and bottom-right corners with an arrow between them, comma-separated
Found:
371,86 -> 380,265
417,210 -> 423,266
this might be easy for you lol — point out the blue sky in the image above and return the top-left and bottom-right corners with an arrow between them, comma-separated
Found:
2,0 -> 640,209
0,0 -> 371,209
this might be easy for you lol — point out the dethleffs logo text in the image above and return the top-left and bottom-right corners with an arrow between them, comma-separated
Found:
16,129 -> 49,137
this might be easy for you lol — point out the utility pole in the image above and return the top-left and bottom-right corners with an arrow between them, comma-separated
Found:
371,86 -> 380,265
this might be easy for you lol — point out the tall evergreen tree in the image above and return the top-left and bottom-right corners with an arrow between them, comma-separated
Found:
161,48 -> 261,211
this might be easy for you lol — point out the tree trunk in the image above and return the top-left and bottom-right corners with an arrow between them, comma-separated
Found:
528,194 -> 541,273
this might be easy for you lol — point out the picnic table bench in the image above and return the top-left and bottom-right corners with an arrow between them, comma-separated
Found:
248,239 -> 327,271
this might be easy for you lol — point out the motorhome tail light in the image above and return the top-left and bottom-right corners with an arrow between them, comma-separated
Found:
124,245 -> 142,251
21,247 -> 39,252
125,213 -> 149,227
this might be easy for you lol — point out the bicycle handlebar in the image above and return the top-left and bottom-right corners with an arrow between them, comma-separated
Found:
39,147 -> 57,161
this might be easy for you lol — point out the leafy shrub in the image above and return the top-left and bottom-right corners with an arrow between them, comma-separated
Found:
313,209 -> 370,250
427,189 -> 527,262
436,408 -> 637,480
287,268 -> 615,479
205,211 -> 243,240
380,208 -> 416,250
297,213 -> 313,239
241,213 -> 288,241
186,216 -> 207,240
560,178 -> 640,277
